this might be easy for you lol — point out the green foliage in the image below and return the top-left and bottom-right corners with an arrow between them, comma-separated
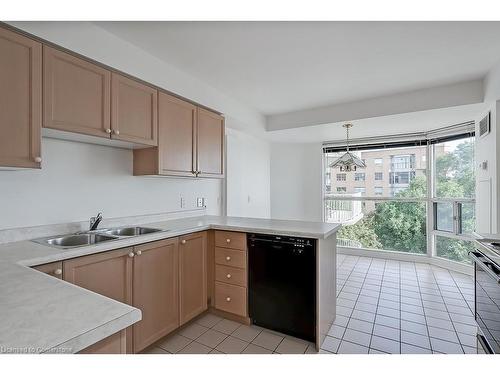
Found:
338,213 -> 382,249
372,201 -> 427,254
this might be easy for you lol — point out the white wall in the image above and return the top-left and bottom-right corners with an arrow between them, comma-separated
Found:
270,142 -> 323,222
475,101 -> 500,234
226,129 -> 271,218
0,138 -> 222,230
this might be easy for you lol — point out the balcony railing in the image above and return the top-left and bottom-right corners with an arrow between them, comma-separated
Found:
390,161 -> 415,170
324,192 -> 363,225
337,238 -> 362,248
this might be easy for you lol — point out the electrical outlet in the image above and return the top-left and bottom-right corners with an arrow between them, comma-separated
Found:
180,196 -> 185,208
196,197 -> 204,208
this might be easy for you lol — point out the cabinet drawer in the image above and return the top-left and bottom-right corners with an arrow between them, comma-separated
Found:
215,264 -> 247,287
215,282 -> 247,317
215,247 -> 246,269
215,230 -> 246,250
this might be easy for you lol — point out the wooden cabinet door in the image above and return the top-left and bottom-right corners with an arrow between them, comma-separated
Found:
158,92 -> 196,176
196,108 -> 224,178
132,238 -> 179,352
0,27 -> 41,169
179,231 -> 208,324
43,46 -> 111,138
111,73 -> 158,146
63,247 -> 133,353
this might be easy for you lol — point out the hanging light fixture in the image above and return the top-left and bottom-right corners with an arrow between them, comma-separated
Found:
329,123 -> 366,172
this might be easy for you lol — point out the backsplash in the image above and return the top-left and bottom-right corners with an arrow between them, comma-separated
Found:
0,137 -> 222,234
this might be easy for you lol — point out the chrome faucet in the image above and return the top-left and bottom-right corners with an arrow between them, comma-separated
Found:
89,212 -> 103,231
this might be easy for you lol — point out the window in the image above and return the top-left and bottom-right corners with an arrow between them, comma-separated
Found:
354,173 -> 365,181
389,171 -> 415,185
391,155 -> 414,170
323,128 -> 475,262
432,135 -> 475,263
336,173 -> 346,181
336,187 -> 347,193
354,187 -> 366,195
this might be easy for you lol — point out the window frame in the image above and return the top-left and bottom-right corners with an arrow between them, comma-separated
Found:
322,129 -> 476,264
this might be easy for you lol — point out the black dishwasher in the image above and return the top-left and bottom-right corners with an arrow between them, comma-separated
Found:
248,233 -> 316,342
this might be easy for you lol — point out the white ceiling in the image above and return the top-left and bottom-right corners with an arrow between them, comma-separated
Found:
96,21 -> 500,115
265,103 -> 486,143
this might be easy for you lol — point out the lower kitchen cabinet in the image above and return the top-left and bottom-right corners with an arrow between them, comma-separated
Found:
132,238 -> 179,353
179,231 -> 208,324
43,232 -> 209,354
78,330 -> 126,354
63,247 -> 134,353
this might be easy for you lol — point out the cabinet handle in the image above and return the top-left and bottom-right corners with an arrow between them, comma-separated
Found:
136,250 -> 142,256
226,297 -> 231,302
34,157 -> 42,163
226,256 -> 231,261
113,129 -> 120,135
226,238 -> 231,243
181,239 -> 186,244
105,128 -> 112,134
226,274 -> 231,279
128,252 -> 135,258
53,268 -> 62,275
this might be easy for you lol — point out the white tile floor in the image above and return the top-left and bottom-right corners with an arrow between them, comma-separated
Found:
329,254 -> 480,354
143,254 -> 482,354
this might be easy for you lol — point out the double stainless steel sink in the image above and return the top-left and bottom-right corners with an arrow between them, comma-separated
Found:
32,226 -> 165,249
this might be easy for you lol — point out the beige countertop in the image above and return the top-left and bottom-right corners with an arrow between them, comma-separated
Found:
0,215 -> 340,354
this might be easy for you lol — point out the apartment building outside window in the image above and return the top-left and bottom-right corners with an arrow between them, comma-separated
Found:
354,187 -> 366,195
354,173 -> 365,181
336,173 -> 347,181
322,124 -> 475,264
374,172 -> 383,181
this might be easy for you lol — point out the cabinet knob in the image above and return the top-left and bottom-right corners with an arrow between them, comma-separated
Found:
53,268 -> 62,275
226,297 -> 231,302
113,129 -> 120,135
226,238 -> 231,243
34,157 -> 42,163
226,256 -> 231,261
128,252 -> 135,258
105,128 -> 112,134
226,274 -> 231,279
181,239 -> 186,244
136,250 -> 142,256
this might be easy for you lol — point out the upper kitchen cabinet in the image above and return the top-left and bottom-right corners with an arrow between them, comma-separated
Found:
133,94 -> 224,179
0,28 -> 42,169
196,108 -> 225,178
158,92 -> 196,176
43,46 -> 111,138
111,73 -> 158,146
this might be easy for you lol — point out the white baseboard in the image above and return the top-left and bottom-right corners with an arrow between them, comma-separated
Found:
338,246 -> 473,276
